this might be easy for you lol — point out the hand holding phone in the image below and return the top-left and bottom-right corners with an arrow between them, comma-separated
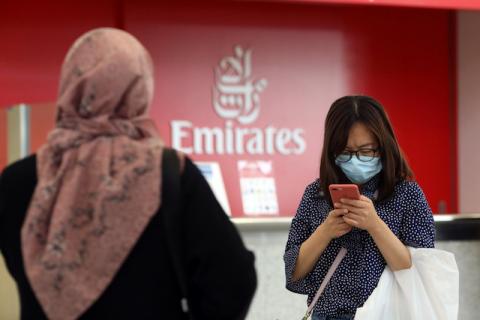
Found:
320,184 -> 359,239
329,184 -> 382,232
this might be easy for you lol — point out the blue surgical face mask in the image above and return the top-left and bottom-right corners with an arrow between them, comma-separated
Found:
335,155 -> 382,184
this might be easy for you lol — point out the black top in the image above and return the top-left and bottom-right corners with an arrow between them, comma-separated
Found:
0,154 -> 256,320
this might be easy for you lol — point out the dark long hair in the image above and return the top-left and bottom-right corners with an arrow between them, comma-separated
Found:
320,95 -> 413,204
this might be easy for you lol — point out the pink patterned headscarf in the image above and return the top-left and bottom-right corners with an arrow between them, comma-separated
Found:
22,28 -> 163,320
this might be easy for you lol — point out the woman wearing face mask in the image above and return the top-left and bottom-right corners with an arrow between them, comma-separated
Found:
284,95 -> 435,320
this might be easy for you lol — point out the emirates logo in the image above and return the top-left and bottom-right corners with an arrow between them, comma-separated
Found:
212,45 -> 268,125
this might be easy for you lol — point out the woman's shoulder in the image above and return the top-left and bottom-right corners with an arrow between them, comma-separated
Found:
177,153 -> 213,198
303,178 -> 322,198
179,153 -> 198,180
394,179 -> 423,193
393,179 -> 427,202
0,155 -> 37,228
1,154 -> 37,186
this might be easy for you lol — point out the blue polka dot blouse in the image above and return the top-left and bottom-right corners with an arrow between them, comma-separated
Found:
284,175 -> 435,317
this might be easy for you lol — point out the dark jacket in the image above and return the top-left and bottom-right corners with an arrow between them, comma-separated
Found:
0,154 -> 256,319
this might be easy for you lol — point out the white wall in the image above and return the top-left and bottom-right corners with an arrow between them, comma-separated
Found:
0,254 -> 20,320
241,230 -> 305,320
458,11 -> 480,213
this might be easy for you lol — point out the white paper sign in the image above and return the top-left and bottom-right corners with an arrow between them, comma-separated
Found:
237,160 -> 279,216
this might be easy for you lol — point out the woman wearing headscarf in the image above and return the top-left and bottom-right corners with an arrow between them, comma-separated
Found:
0,28 -> 256,320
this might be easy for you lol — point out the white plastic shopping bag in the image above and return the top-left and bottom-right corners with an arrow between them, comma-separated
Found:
355,247 -> 459,320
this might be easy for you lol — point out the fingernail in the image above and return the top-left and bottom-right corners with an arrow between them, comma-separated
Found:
334,203 -> 340,208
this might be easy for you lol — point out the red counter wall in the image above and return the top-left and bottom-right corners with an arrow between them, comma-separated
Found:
0,0 -> 457,213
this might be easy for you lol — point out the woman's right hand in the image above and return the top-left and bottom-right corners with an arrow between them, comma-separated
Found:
292,208 -> 351,282
318,208 -> 352,240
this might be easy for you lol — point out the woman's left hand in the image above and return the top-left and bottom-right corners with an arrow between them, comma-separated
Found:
334,195 -> 382,232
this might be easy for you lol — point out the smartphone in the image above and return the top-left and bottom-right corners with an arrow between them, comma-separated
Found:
329,184 -> 361,205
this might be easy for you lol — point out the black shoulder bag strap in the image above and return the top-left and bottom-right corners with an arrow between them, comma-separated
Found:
161,148 -> 193,319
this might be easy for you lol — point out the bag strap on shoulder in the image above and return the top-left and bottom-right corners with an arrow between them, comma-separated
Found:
303,247 -> 348,319
161,148 -> 192,319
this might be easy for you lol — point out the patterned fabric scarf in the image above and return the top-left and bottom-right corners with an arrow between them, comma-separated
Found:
21,28 -> 163,320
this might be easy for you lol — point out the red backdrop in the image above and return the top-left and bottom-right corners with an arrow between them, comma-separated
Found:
0,0 -> 457,215
277,0 -> 480,10
125,2 -> 456,215
0,0 -> 117,108
0,0 -> 117,170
